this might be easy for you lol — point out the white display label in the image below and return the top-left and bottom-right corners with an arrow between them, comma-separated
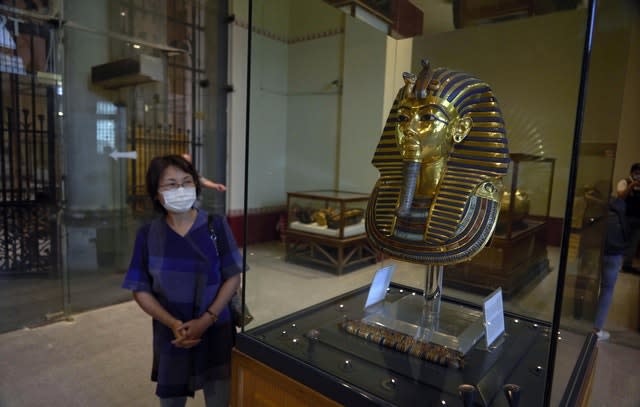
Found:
364,264 -> 396,309
483,287 -> 505,347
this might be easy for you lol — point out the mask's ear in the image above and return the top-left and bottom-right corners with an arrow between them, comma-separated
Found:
452,116 -> 472,143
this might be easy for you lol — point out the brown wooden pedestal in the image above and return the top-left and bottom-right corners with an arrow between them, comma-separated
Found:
284,229 -> 376,275
231,348 -> 342,407
445,221 -> 550,298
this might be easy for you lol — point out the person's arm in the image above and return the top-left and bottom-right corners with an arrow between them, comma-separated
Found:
181,153 -> 226,191
207,273 -> 241,316
200,176 -> 226,192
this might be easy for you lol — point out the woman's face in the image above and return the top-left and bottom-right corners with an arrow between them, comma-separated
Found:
156,165 -> 196,206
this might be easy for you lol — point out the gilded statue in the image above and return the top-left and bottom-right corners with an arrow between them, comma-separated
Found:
366,60 -> 510,265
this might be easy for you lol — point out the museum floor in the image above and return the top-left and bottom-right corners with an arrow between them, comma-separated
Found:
0,241 -> 638,406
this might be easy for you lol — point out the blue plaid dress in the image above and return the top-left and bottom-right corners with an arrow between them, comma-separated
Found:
122,210 -> 242,398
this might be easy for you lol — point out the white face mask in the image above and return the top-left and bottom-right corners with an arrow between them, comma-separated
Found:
160,187 -> 196,213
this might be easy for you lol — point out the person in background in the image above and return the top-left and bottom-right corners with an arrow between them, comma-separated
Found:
616,163 -> 640,274
593,196 -> 629,341
122,155 -> 242,406
182,153 -> 227,192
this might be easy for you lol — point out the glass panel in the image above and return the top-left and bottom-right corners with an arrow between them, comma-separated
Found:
60,0 -> 225,315
0,0 -> 228,331
239,0 -> 634,405
552,1 -> 640,404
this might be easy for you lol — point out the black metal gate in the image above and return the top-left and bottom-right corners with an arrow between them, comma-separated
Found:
0,16 -> 57,276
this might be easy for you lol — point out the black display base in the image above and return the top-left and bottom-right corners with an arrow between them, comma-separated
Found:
237,284 -> 550,406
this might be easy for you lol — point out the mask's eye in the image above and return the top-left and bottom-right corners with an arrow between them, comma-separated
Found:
420,114 -> 448,125
397,114 -> 409,123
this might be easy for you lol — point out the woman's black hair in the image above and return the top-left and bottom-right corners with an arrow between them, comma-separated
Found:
631,163 -> 640,173
146,154 -> 201,214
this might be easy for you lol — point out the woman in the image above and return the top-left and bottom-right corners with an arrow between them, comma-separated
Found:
122,155 -> 241,406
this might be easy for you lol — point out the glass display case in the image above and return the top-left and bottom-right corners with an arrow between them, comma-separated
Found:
237,284 -> 550,406
445,154 -> 556,298
496,154 -> 556,240
285,190 -> 376,274
287,190 -> 369,239
232,0 -> 633,406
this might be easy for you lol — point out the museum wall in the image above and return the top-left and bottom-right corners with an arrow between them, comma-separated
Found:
581,3 -> 632,145
247,33 -> 288,208
228,0 -> 291,215
288,0 -> 342,38
226,0 -> 352,244
229,0 -> 397,212
285,34 -> 342,193
576,0 -> 637,198
613,4 -> 640,186
335,17 -> 388,194
230,2 -> 416,212
286,0 -> 345,189
228,0 -> 344,213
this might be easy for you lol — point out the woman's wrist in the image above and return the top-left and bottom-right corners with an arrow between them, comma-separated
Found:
169,318 -> 183,336
203,309 -> 218,324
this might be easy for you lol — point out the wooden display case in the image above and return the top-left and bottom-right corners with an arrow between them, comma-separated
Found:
284,190 -> 376,274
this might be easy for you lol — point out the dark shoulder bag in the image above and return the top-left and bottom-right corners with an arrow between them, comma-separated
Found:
207,214 -> 253,328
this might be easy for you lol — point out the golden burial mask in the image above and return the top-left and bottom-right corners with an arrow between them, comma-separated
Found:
366,60 -> 510,265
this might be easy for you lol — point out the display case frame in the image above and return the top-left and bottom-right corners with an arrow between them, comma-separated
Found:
234,0 -> 612,405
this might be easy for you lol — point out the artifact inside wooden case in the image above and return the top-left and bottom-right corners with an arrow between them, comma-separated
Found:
284,190 -> 376,274
287,190 -> 368,238
445,154 -> 556,298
